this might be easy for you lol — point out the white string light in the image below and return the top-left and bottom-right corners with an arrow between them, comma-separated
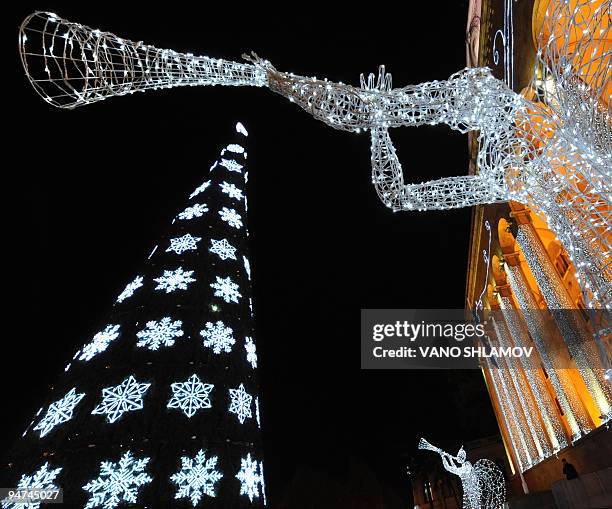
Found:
19,4 -> 609,310
419,438 -> 505,509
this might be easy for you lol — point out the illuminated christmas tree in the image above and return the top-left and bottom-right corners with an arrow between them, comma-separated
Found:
2,122 -> 266,508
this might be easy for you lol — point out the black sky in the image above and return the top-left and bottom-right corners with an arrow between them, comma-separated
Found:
5,2 -> 498,504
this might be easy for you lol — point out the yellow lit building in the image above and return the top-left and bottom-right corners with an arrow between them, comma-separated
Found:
464,0 -> 611,498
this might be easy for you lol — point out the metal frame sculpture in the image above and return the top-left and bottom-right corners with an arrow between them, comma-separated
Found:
18,1 -> 610,309
419,438 -> 506,509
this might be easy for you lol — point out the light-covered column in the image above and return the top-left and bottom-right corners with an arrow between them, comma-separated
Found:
498,293 -> 567,452
505,261 -> 593,439
491,317 -> 545,464
485,361 -> 528,473
517,224 -> 612,421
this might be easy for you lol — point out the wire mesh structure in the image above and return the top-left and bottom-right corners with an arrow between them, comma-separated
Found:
19,1 -> 611,309
418,438 -> 506,509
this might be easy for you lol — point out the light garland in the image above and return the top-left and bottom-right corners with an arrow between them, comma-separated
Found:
504,263 -> 592,438
498,295 -> 567,452
492,314 -> 546,463
490,318 -> 536,469
484,358 -> 527,472
517,224 -> 612,420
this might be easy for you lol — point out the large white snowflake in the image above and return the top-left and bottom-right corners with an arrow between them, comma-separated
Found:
170,450 -> 223,506
209,238 -> 237,261
78,325 -> 121,362
91,375 -> 150,423
220,181 -> 244,201
210,275 -> 241,303
235,453 -> 263,502
167,374 -> 214,418
1,463 -> 62,509
243,255 -> 251,280
200,320 -> 235,354
218,207 -> 243,229
244,337 -> 257,369
166,234 -> 202,255
116,276 -> 143,303
260,461 -> 267,505
226,144 -> 245,153
228,383 -> 252,424
189,180 -> 211,199
219,158 -> 243,173
83,451 -> 152,509
136,317 -> 184,350
154,268 -> 196,293
178,203 -> 209,220
33,388 -> 85,438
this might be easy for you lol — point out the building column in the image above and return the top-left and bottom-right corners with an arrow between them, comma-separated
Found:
516,222 -> 612,422
498,291 -> 568,452
491,316 -> 545,466
484,360 -> 527,473
504,258 -> 593,440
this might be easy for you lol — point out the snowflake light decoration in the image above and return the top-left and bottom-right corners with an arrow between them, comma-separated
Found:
189,180 -> 211,199
33,387 -> 85,438
255,397 -> 261,428
226,144 -> 244,153
219,159 -> 243,173
209,238 -> 237,261
78,324 -> 121,362
244,336 -> 257,369
228,383 -> 252,424
170,449 -> 223,506
136,317 -> 184,350
243,255 -> 251,280
116,276 -> 143,303
83,451 -> 152,509
178,203 -> 209,220
153,268 -> 196,293
167,374 -> 214,418
210,275 -> 241,303
220,181 -> 244,201
166,234 -> 202,255
200,320 -> 235,354
1,463 -> 62,509
218,207 -> 243,229
235,453 -> 262,502
91,375 -> 150,423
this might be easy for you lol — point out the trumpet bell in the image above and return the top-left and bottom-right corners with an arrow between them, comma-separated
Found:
19,11 -> 267,109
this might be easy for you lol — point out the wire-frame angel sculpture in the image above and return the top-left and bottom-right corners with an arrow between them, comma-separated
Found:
18,0 -> 611,309
419,437 -> 506,509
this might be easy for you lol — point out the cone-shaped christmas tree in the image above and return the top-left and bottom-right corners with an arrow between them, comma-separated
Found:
2,122 -> 265,509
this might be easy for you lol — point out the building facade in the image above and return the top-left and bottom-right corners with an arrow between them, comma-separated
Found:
465,0 -> 611,496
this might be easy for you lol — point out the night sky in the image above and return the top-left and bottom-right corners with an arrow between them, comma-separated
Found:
5,2 -> 498,505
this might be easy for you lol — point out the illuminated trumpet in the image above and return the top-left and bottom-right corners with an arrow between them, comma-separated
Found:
18,11 -> 268,108
19,5 -> 611,312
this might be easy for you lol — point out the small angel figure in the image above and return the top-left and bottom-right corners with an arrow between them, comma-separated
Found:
419,437 -> 506,509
